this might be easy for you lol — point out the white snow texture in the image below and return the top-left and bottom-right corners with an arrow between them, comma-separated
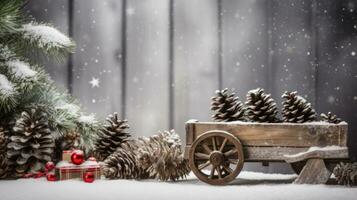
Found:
0,171 -> 356,200
0,74 -> 14,95
22,23 -> 72,49
6,60 -> 37,78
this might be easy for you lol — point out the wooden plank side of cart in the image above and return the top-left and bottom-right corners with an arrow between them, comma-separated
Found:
184,121 -> 348,161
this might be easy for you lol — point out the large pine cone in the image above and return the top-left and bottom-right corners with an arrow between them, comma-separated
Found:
136,130 -> 190,181
211,88 -> 245,122
320,112 -> 342,124
102,144 -> 144,179
94,112 -> 131,161
0,127 -> 9,178
333,162 -> 357,186
7,109 -> 55,177
282,91 -> 316,123
245,88 -> 278,122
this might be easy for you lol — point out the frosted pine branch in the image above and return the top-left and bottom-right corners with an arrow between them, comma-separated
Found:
22,23 -> 73,49
21,22 -> 75,60
0,44 -> 16,61
0,74 -> 15,95
6,60 -> 37,78
0,74 -> 17,112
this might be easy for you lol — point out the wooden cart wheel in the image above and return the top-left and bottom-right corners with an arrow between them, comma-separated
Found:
189,130 -> 244,185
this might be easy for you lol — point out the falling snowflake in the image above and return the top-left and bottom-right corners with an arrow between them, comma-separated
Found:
351,51 -> 356,56
89,77 -> 100,88
328,96 -> 335,104
126,7 -> 135,16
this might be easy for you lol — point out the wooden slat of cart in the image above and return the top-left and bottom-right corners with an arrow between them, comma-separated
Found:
186,121 -> 347,147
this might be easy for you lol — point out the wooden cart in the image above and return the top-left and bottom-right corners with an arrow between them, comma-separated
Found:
185,120 -> 349,185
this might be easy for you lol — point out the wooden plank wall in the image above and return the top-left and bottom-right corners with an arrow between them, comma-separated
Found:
27,0 -> 357,165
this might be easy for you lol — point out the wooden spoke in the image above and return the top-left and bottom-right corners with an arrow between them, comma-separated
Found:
229,159 -> 238,165
224,149 -> 237,157
219,138 -> 228,152
222,165 -> 233,174
198,161 -> 211,170
216,166 -> 222,179
212,137 -> 217,150
202,143 -> 212,154
209,167 -> 215,179
195,152 -> 209,160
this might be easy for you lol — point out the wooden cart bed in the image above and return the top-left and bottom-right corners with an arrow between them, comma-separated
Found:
185,120 -> 349,185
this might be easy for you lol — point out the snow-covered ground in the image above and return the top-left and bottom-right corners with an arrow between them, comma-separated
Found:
0,171 -> 356,200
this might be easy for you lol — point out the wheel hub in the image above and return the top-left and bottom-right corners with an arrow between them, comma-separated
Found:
209,151 -> 224,166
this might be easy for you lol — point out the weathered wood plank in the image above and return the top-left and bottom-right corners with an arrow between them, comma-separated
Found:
71,0 -> 123,118
187,121 -> 347,147
25,0 -> 70,90
294,158 -> 331,184
174,0 -> 220,138
269,0 -> 316,105
315,0 -> 357,161
284,147 -> 348,163
244,147 -> 308,161
221,0 -> 269,95
126,0 -> 169,136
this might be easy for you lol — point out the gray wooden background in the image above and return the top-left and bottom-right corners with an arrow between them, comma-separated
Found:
26,0 -> 357,170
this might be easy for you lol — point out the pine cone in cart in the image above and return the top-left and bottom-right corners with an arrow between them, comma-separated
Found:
320,112 -> 342,124
94,112 -> 131,161
245,88 -> 278,122
136,130 -> 190,181
102,144 -> 143,179
333,162 -> 357,186
211,88 -> 246,122
7,109 -> 55,177
0,127 -> 9,178
281,91 -> 316,123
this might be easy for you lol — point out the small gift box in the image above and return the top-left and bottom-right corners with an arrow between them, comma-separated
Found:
62,150 -> 74,162
55,160 -> 101,181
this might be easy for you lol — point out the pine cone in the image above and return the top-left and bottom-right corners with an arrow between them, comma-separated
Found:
211,88 -> 245,122
61,131 -> 80,150
0,127 -> 9,178
136,130 -> 190,181
333,162 -> 357,186
245,88 -> 278,122
7,109 -> 55,177
102,145 -> 144,179
94,113 -> 131,161
282,91 -> 316,123
320,112 -> 342,124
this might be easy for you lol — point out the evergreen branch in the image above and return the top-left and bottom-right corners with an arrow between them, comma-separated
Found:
0,0 -> 23,35
0,73 -> 17,114
20,22 -> 75,61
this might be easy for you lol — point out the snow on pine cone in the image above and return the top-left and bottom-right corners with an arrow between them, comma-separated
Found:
282,91 -> 316,123
320,112 -> 342,124
333,162 -> 357,186
135,130 -> 190,181
94,112 -> 131,161
102,144 -> 144,179
7,109 -> 55,177
211,88 -> 245,122
0,127 -> 9,178
245,88 -> 278,122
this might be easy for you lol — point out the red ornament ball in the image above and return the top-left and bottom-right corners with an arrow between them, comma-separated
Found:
83,172 -> 95,183
71,150 -> 84,165
46,173 -> 57,181
45,161 -> 55,171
